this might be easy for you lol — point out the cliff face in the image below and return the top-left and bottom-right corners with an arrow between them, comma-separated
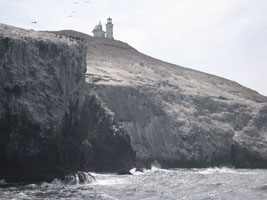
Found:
1,23 -> 266,184
70,30 -> 267,168
0,24 -> 135,182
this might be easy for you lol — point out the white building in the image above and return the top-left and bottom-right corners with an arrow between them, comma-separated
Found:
106,17 -> 113,39
92,18 -> 114,39
92,21 -> 105,38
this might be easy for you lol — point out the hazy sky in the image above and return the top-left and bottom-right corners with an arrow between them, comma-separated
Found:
1,0 -> 266,96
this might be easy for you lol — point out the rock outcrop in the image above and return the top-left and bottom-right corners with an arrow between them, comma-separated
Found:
0,24 -> 135,182
51,171 -> 95,185
54,30 -> 267,168
1,22 -> 267,185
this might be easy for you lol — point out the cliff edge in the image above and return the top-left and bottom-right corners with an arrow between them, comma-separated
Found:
0,24 -> 135,182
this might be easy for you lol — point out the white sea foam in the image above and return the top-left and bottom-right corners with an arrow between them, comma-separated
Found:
51,178 -> 63,185
88,172 -> 129,186
151,160 -> 161,169
149,164 -> 169,173
196,167 -> 236,174
93,177 -> 127,186
1,169 -> 267,200
129,168 -> 144,175
101,194 -> 119,200
130,168 -> 136,174
238,171 -> 256,175
151,165 -> 161,171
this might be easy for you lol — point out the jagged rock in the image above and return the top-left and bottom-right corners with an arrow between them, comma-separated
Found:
59,172 -> 95,185
53,29 -> 267,168
51,172 -> 95,185
77,171 -> 95,184
0,24 -> 135,183
135,167 -> 144,172
117,169 -> 132,175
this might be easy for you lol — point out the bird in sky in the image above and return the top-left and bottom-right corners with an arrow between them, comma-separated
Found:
31,21 -> 37,24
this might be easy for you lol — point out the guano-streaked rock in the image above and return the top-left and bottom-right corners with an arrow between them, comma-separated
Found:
54,29 -> 267,168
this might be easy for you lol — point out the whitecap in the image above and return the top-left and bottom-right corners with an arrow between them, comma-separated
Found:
196,167 -> 236,175
151,165 -> 161,171
93,178 -> 127,186
130,168 -> 136,174
151,160 -> 162,169
149,165 -> 169,173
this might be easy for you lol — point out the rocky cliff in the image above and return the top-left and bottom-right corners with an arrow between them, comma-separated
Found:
1,23 -> 266,184
0,24 -> 135,182
54,29 -> 267,169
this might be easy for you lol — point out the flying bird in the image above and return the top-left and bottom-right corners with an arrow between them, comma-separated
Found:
31,21 -> 37,24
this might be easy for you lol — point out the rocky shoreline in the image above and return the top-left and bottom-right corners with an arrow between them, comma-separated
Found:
0,24 -> 267,183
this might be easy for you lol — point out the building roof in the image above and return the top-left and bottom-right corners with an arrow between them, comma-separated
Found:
92,28 -> 105,33
92,22 -> 105,33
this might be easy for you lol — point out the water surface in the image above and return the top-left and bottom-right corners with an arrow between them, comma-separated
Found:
1,167 -> 267,200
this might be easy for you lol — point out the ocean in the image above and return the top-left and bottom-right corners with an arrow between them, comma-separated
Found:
1,167 -> 267,200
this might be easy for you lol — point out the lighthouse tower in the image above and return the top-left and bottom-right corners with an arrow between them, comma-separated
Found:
106,17 -> 114,39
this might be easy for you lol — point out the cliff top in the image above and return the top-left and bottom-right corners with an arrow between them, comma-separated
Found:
50,29 -> 135,51
1,24 -> 266,104
49,29 -> 267,104
62,31 -> 266,104
0,23 -> 80,46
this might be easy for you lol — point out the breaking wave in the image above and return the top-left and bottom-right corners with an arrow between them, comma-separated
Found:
0,168 -> 266,199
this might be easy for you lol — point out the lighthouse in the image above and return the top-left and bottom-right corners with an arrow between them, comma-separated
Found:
106,17 -> 114,39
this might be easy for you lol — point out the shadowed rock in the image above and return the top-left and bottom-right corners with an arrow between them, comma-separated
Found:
117,169 -> 132,175
0,24 -> 135,183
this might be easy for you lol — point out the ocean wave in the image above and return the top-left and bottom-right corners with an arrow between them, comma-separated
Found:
196,167 -> 236,174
